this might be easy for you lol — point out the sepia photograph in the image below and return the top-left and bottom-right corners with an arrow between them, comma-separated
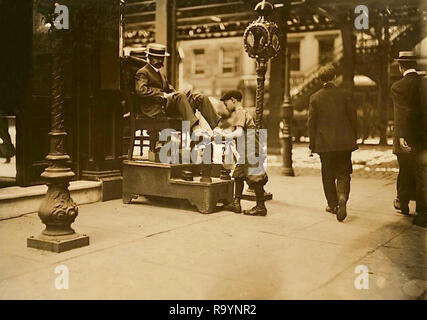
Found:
0,0 -> 426,304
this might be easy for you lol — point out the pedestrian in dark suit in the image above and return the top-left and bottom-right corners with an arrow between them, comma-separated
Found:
392,51 -> 419,215
391,51 -> 427,227
308,65 -> 358,222
135,43 -> 220,133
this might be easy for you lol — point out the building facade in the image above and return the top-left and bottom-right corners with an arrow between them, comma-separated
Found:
178,30 -> 342,107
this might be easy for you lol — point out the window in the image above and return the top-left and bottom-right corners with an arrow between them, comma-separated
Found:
192,48 -> 206,75
288,41 -> 300,71
221,47 -> 239,74
318,38 -> 335,65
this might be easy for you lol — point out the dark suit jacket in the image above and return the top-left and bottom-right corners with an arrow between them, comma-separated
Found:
135,64 -> 175,118
391,72 -> 427,153
308,83 -> 358,154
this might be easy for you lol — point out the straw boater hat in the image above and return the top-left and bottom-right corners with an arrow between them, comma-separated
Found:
145,43 -> 170,57
395,51 -> 417,62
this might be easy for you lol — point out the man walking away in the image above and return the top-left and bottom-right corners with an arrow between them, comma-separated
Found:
308,65 -> 358,222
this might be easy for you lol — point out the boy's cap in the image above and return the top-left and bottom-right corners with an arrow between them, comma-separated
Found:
220,90 -> 243,101
395,51 -> 417,61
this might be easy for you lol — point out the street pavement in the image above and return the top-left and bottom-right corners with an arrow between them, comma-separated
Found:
0,169 -> 426,300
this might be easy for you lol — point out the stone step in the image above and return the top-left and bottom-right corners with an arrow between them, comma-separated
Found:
0,180 -> 102,220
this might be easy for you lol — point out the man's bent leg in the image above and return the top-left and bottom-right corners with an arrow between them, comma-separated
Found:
188,92 -> 220,129
167,92 -> 199,129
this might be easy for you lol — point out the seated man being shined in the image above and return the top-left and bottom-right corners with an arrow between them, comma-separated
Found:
135,43 -> 220,135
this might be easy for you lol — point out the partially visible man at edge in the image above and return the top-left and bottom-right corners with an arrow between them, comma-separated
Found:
391,51 -> 427,228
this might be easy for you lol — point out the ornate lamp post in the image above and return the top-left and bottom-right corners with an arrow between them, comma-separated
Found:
242,1 -> 280,201
243,0 -> 281,129
27,1 -> 89,253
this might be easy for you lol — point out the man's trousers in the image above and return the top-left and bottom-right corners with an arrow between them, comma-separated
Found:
165,91 -> 220,130
319,151 -> 353,208
415,149 -> 427,215
396,152 -> 416,206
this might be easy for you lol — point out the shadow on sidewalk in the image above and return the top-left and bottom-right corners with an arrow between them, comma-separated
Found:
339,217 -> 426,299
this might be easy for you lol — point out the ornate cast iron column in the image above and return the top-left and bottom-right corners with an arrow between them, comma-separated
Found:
280,47 -> 295,176
242,1 -> 279,201
28,2 -> 89,253
243,1 -> 280,129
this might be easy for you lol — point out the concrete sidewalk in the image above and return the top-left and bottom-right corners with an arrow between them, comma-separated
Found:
0,171 -> 426,299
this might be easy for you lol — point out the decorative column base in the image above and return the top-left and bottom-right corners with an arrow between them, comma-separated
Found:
27,233 -> 89,253
28,177 -> 89,253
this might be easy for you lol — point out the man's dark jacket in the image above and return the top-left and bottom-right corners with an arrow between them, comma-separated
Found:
308,83 -> 358,154
391,71 -> 427,153
135,63 -> 174,118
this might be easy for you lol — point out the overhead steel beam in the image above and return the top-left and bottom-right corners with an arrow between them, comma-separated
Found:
304,0 -> 421,8
177,1 -> 244,11
124,0 -> 424,33
125,10 -> 155,18
177,11 -> 256,25
126,0 -> 155,5
125,21 -> 154,29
